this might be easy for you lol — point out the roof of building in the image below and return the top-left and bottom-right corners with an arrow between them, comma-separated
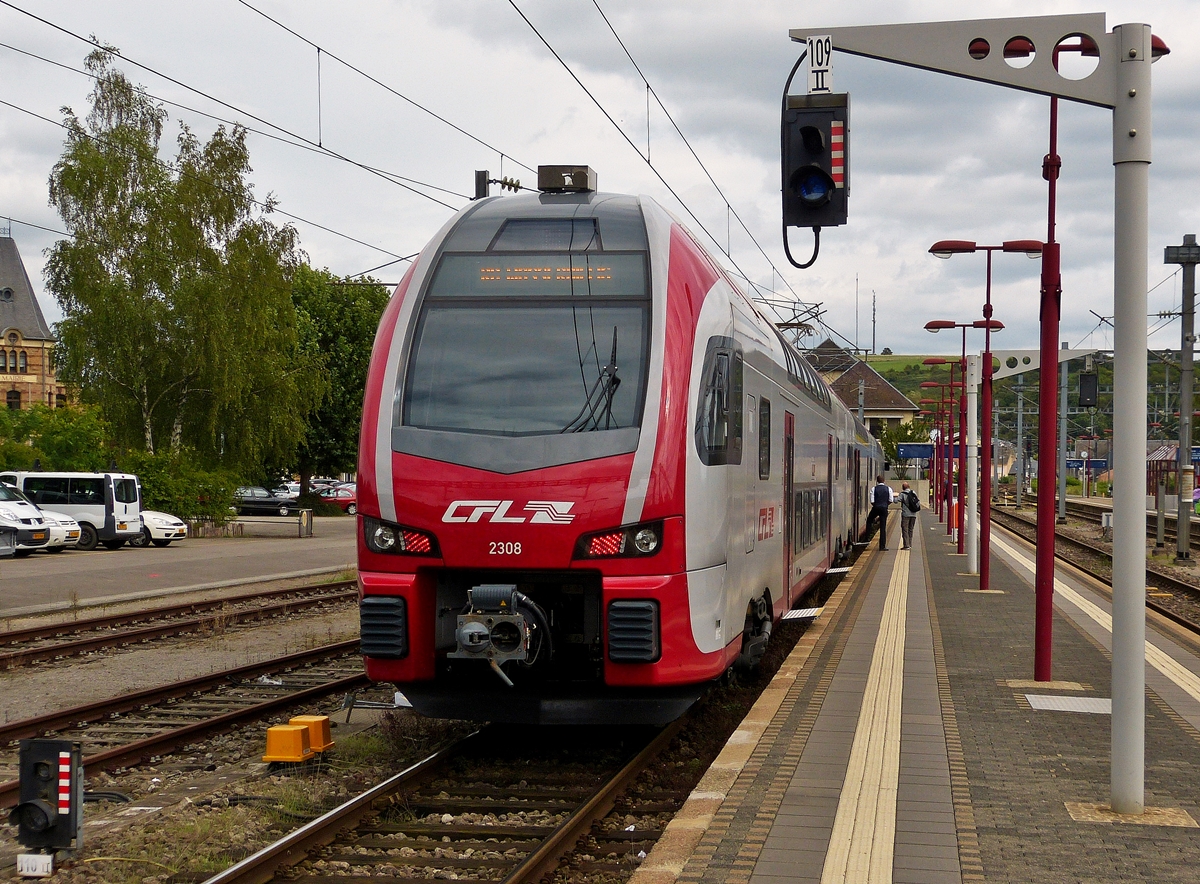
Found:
805,337 -> 860,378
828,360 -> 920,414
0,236 -> 54,342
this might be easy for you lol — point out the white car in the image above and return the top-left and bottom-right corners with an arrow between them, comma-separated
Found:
0,484 -> 50,557
38,510 -> 81,552
129,510 -> 188,548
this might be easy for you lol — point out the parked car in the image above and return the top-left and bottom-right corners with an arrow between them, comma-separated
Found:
0,484 -> 49,556
233,486 -> 295,516
38,510 -> 81,552
319,484 -> 357,514
0,471 -> 143,550
274,482 -> 301,500
130,510 -> 188,548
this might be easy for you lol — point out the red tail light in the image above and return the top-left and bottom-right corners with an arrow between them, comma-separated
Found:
575,521 -> 663,559
587,530 -> 626,557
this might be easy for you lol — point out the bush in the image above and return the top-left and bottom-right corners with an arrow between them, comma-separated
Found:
119,449 -> 239,521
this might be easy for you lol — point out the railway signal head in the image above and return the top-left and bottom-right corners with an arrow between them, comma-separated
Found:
782,93 -> 849,228
10,739 -> 83,851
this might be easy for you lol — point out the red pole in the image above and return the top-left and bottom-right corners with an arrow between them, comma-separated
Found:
931,407 -> 940,522
1034,95 -> 1062,681
958,329 -> 968,554
947,376 -> 955,537
980,251 -> 994,591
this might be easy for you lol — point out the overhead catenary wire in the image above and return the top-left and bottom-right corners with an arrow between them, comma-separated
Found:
505,0 -> 809,318
0,0 -> 460,211
589,0 -> 811,304
0,97 -> 413,263
0,39 -> 471,203
233,0 -> 536,175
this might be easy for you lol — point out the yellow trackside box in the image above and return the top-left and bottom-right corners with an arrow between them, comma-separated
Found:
289,715 -> 334,752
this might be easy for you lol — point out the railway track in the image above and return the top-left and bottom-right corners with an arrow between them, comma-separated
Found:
0,639 -> 369,808
203,721 -> 685,884
1062,499 -> 1200,553
0,580 -> 357,669
991,508 -> 1200,635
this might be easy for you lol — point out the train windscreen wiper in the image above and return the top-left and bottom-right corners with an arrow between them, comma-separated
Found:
560,328 -> 621,433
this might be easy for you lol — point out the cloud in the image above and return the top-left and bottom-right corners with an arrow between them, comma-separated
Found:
0,0 -> 1193,357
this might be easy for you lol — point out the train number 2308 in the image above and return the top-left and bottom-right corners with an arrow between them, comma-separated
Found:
489,541 -> 523,555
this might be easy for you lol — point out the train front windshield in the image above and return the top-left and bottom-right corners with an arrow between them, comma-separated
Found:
404,251 -> 650,436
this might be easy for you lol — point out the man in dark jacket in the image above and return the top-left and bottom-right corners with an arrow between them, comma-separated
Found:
899,481 -> 921,549
864,474 -> 894,551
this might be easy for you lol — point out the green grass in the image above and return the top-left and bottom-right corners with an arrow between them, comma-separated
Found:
862,354 -> 940,372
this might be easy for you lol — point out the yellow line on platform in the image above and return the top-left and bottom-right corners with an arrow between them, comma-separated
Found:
994,535 -> 1200,706
821,549 -> 910,884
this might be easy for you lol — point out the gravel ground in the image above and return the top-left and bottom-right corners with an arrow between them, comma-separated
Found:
0,606 -> 360,724
0,598 -> 454,884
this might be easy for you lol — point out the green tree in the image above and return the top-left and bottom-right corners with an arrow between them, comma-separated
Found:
291,266 -> 390,489
0,404 -> 110,471
44,48 -> 321,470
880,420 -> 932,480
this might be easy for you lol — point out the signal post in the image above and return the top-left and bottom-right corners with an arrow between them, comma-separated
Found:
787,13 -> 1161,815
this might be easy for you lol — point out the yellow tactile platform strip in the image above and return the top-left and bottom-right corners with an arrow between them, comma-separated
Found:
626,549 -> 880,884
820,550 -> 910,883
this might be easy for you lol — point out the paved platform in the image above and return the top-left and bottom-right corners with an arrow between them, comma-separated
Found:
632,511 -> 1200,883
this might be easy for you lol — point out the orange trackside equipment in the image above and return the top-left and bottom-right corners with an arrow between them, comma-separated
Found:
262,724 -> 314,763
289,715 -> 334,752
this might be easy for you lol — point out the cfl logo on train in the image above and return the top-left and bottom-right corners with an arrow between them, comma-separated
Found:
441,500 -> 577,524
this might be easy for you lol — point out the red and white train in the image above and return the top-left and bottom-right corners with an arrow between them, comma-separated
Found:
357,168 -> 883,724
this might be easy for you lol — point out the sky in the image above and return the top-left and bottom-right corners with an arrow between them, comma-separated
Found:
0,0 -> 1196,357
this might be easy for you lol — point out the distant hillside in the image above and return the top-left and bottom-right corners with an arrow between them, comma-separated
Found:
862,354 -> 944,407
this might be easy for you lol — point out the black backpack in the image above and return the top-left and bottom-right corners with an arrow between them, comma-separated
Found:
903,490 -> 921,513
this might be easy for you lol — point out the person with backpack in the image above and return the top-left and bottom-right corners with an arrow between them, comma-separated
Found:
899,481 -> 921,549
864,474 -> 894,551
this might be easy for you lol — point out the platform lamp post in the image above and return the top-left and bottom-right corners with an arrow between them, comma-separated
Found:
925,321 -> 975,554
929,241 -> 1038,588
922,376 -> 961,537
920,379 -> 950,523
919,398 -> 943,514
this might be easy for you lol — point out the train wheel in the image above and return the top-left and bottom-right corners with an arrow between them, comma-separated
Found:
734,593 -> 772,672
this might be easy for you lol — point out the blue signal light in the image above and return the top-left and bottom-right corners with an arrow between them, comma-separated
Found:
799,173 -> 830,205
791,165 -> 834,208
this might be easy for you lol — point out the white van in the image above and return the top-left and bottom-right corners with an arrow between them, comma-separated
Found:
0,471 -> 143,551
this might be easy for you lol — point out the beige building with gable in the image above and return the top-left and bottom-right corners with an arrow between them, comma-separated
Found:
0,232 -> 68,410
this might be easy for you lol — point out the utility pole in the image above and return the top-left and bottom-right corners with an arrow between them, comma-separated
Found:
1058,342 -> 1069,522
1167,234 -> 1200,563
872,290 -> 877,355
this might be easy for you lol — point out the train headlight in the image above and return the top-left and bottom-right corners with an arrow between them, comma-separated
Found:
363,516 -> 440,557
574,520 -> 664,559
371,524 -> 397,551
633,527 -> 660,554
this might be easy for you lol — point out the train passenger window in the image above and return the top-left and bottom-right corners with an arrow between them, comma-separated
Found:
695,336 -> 743,466
758,399 -> 771,480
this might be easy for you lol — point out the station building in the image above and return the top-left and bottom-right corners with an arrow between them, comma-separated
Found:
805,338 -> 920,436
0,233 -> 68,411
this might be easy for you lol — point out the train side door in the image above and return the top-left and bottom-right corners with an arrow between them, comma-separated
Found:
783,412 -> 795,604
853,450 -> 861,541
827,435 -> 834,564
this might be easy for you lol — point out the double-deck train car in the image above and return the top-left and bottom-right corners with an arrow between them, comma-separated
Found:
356,168 -> 883,724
